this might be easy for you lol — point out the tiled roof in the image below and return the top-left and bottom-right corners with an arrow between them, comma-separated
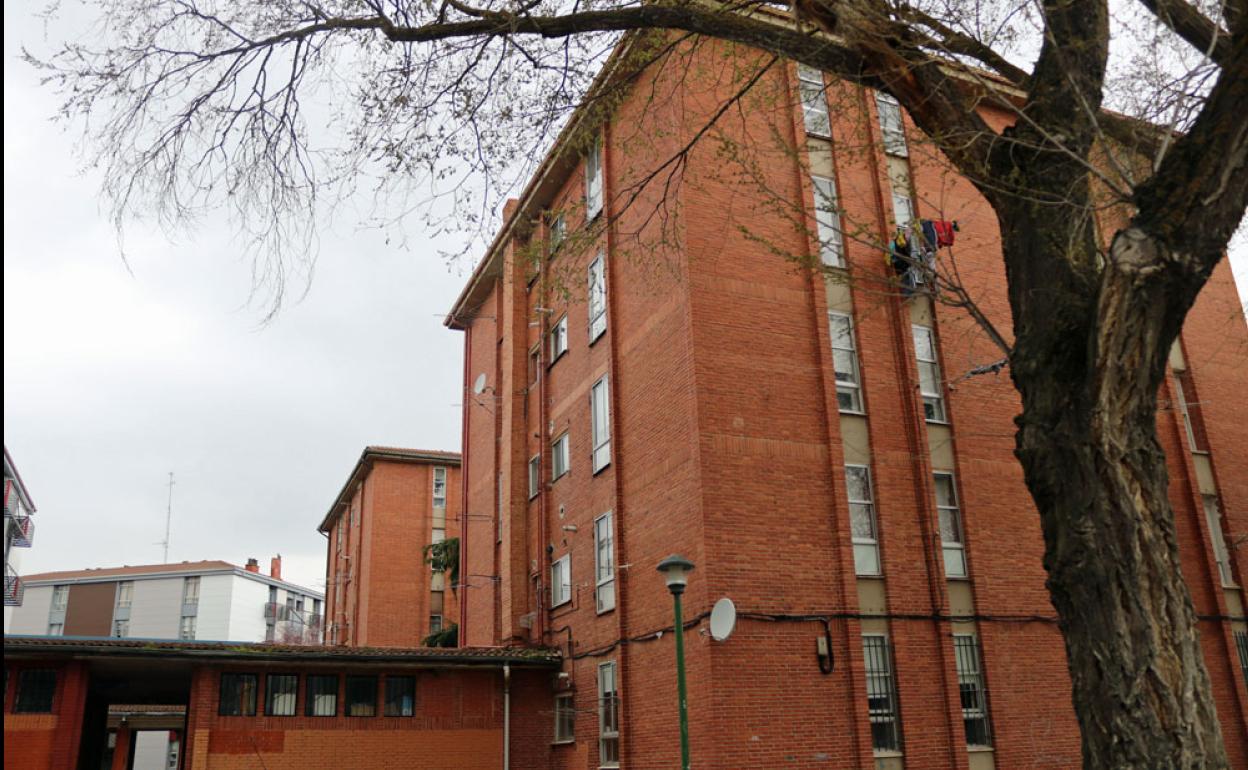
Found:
364,446 -> 462,461
3,636 -> 561,667
22,560 -> 236,583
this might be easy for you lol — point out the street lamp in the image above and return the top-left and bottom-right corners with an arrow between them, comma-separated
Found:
657,554 -> 695,770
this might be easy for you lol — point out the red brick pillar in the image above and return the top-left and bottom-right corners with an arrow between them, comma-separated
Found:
110,726 -> 133,770
50,661 -> 90,770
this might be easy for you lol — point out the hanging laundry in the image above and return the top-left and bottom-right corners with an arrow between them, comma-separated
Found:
921,219 -> 939,252
890,228 -> 912,276
932,219 -> 957,248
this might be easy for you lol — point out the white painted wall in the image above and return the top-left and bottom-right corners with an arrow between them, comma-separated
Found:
6,583 -> 53,635
127,578 -> 182,639
225,575 -> 270,642
132,731 -> 172,770
194,574 -> 236,641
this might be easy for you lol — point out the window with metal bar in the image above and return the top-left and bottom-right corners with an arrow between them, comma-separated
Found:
385,676 -> 415,717
845,465 -> 881,575
265,674 -> 298,716
14,669 -> 57,713
828,312 -> 863,413
345,676 -> 377,717
797,65 -> 831,136
598,661 -> 620,767
1235,630 -> 1248,689
934,473 -> 967,578
862,636 -> 902,753
218,673 -> 257,717
912,326 -> 947,422
953,635 -> 993,747
554,692 -> 576,743
305,674 -> 338,717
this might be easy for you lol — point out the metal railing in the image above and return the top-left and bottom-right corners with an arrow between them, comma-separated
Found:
4,564 -> 23,606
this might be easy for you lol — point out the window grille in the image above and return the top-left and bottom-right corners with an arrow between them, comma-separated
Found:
14,669 -> 57,713
305,675 -> 338,717
953,635 -> 993,747
385,676 -> 416,717
266,674 -> 298,716
218,673 -> 257,717
862,636 -> 902,753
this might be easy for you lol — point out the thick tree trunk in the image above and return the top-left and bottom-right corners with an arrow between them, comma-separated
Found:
1005,216 -> 1228,768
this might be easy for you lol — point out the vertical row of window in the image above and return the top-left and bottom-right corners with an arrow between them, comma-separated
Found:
180,576 -> 199,640
1202,494 -> 1235,587
47,584 -> 68,635
218,672 -> 416,718
431,466 -> 448,634
112,581 -> 132,638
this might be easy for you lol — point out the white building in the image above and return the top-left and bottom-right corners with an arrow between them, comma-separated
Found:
3,446 -> 37,629
7,557 -> 323,643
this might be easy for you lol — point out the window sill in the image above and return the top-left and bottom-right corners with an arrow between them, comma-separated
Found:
595,604 -> 616,617
589,328 -> 606,346
550,599 -> 572,611
552,739 -> 576,747
592,460 -> 611,476
548,350 -> 567,368
1192,449 -> 1211,456
946,574 -> 971,581
838,409 -> 867,417
855,573 -> 885,580
924,418 -> 951,426
872,751 -> 904,758
967,746 -> 995,753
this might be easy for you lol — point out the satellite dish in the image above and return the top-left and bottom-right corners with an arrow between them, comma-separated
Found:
709,597 -> 737,642
472,373 -> 487,395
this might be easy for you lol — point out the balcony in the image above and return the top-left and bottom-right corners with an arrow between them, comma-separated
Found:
4,564 -> 22,606
4,480 -> 34,548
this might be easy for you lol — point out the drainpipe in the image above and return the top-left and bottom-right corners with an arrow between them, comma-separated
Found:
503,664 -> 512,770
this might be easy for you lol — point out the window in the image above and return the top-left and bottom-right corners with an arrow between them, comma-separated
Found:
305,675 -> 338,716
876,92 -> 908,156
551,554 -> 572,608
14,669 -> 57,713
588,251 -> 607,342
828,312 -> 863,413
1235,631 -> 1248,688
529,455 -> 541,499
182,576 -> 200,605
179,615 -> 197,640
47,622 -> 64,636
266,674 -> 298,716
912,326 -> 946,422
595,512 -> 616,613
345,676 -> 378,717
1173,371 -> 1209,452
554,692 -> 576,743
811,174 -> 844,267
51,585 -> 68,611
934,474 -> 967,578
385,676 -> 416,717
845,465 -> 881,576
112,620 -> 130,638
892,191 -> 914,229
218,673 -> 258,717
953,635 -> 993,747
430,613 -> 443,634
430,590 -> 444,631
797,65 -> 831,136
862,636 -> 902,753
591,376 -> 612,472
585,135 -> 603,220
549,213 -> 567,254
550,315 -> 569,362
598,661 -> 620,767
116,581 -> 134,608
529,345 -> 541,385
552,433 -> 571,481
1203,495 -> 1235,587
433,467 -> 447,508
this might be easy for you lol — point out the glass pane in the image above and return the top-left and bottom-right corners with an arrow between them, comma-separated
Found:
836,388 -> 860,412
944,546 -> 967,578
833,350 -> 857,381
850,503 -> 875,539
939,508 -> 960,544
934,475 -> 955,507
845,467 -> 871,502
924,396 -> 946,422
918,361 -> 941,394
829,315 -> 853,348
385,677 -> 415,717
912,327 -> 934,360
854,543 -> 881,576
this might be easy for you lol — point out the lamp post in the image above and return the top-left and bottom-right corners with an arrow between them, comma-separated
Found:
657,554 -> 695,770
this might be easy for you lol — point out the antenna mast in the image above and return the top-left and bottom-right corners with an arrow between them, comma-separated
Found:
160,472 -> 175,562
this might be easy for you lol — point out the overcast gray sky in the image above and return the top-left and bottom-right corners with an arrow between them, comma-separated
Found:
4,4 -> 1247,595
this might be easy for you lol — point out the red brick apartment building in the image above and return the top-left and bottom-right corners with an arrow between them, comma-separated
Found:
444,33 -> 1248,770
320,446 -> 462,647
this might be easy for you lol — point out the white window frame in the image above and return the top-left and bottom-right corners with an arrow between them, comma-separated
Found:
182,576 -> 200,605
797,65 -> 832,137
953,634 -> 993,748
598,661 -> 621,768
595,512 -> 616,614
113,619 -> 129,638
912,325 -> 947,423
588,251 -> 607,343
433,466 -> 447,508
116,581 -> 134,608
933,473 -> 967,578
51,584 -> 69,612
528,455 -> 541,499
811,174 -> 844,267
892,191 -> 914,229
551,554 -> 572,608
552,433 -> 571,482
1172,375 -> 1201,451
591,376 -> 612,473
1203,495 -> 1235,587
47,622 -> 64,636
845,465 -> 881,576
585,136 -> 604,220
549,213 -> 567,254
828,312 -> 864,413
554,692 -> 576,744
550,315 -> 569,363
862,634 -> 903,755
179,614 -> 197,640
875,92 -> 908,156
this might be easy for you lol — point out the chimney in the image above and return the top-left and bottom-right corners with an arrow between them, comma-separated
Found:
270,555 -> 282,581
245,558 -> 259,573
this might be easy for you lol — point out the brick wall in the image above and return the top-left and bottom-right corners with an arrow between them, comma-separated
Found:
3,661 -> 89,770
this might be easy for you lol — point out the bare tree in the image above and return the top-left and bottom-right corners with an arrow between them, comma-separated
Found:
27,1 -> 1248,766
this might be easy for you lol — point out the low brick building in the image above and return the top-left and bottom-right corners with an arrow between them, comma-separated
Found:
320,447 -> 462,647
